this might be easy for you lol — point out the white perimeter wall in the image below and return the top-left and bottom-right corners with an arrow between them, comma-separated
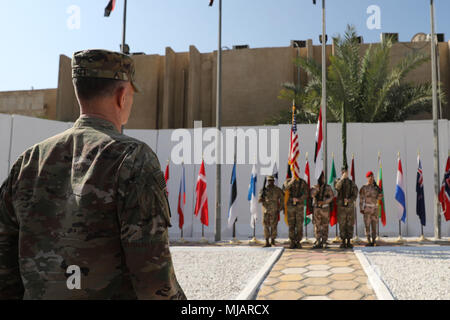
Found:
1,114 -> 449,239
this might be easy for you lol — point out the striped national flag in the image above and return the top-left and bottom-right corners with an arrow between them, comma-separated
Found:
248,164 -> 258,228
227,162 -> 238,228
104,0 -> 116,17
288,103 -> 300,179
438,156 -> 450,221
195,160 -> 209,226
164,161 -> 170,196
395,156 -> 407,223
314,107 -> 324,180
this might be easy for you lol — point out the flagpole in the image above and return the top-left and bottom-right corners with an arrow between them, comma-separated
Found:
121,0 -> 127,53
352,153 -> 361,243
430,0 -> 441,241
321,0 -> 328,181
302,153 -> 312,245
214,0 -> 223,243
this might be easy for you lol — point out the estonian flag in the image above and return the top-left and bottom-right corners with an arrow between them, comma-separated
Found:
227,162 -> 238,228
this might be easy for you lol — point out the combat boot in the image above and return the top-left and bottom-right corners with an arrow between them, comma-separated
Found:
296,242 -> 302,249
339,239 -> 346,249
346,238 -> 353,249
365,236 -> 373,247
271,238 -> 276,246
289,241 -> 296,249
322,240 -> 328,249
312,239 -> 321,249
264,239 -> 271,247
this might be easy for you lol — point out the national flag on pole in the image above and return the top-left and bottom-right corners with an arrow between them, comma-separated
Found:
194,160 -> 209,226
104,0 -> 116,17
350,156 -> 355,182
164,161 -> 170,196
438,156 -> 450,221
288,104 -> 300,179
177,163 -> 186,230
227,162 -> 238,228
328,157 -> 338,227
395,156 -> 407,223
248,164 -> 258,229
314,107 -> 324,180
416,155 -> 426,226
377,160 -> 387,226
304,159 -> 312,215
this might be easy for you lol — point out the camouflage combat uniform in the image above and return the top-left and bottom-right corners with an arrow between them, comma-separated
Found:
258,184 -> 284,241
0,49 -> 185,300
335,178 -> 358,240
311,184 -> 334,243
359,183 -> 382,242
283,178 -> 309,246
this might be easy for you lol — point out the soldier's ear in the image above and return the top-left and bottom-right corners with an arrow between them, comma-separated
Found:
116,85 -> 127,110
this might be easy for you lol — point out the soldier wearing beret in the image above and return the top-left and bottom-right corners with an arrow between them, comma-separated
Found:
334,165 -> 358,249
359,171 -> 383,247
0,50 -> 186,300
258,176 -> 284,247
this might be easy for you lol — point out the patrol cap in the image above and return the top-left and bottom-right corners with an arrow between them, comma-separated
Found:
71,49 -> 141,93
366,171 -> 374,178
267,176 -> 275,181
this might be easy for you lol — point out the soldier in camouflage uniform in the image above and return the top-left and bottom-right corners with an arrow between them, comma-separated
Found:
359,171 -> 383,247
0,50 -> 186,300
282,177 -> 309,249
334,166 -> 358,249
258,176 -> 284,247
310,172 -> 334,249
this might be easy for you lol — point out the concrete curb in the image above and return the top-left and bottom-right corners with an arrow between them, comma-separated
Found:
354,249 -> 395,300
235,247 -> 284,300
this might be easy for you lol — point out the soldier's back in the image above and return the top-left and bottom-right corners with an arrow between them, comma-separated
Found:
7,116 -> 161,299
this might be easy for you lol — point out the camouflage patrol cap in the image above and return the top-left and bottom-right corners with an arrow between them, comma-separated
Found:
72,49 -> 141,92
267,176 -> 275,181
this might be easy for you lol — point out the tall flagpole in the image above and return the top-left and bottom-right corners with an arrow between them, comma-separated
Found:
430,0 -> 441,240
321,0 -> 328,180
215,0 -> 223,241
122,0 -> 128,53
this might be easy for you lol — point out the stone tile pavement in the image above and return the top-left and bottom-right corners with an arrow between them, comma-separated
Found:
256,244 -> 377,300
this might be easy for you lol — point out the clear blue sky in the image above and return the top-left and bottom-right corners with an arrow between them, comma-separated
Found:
0,0 -> 449,91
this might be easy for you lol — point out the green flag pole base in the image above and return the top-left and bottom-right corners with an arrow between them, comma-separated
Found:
418,235 -> 430,242
229,238 -> 241,244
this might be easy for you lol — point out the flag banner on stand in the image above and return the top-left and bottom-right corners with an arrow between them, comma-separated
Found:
248,164 -> 258,228
227,162 -> 238,228
328,157 -> 338,227
177,163 -> 186,230
395,156 -> 407,223
164,161 -> 170,196
416,155 -> 426,226
304,160 -> 312,215
439,156 -> 450,221
377,161 -> 387,226
288,104 -> 300,179
350,157 -> 355,182
194,160 -> 209,226
314,107 -> 323,180
104,0 -> 116,17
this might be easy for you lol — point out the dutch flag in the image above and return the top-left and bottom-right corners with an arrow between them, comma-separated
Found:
395,156 -> 407,223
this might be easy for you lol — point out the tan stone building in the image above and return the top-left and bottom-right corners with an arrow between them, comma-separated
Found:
2,36 -> 450,128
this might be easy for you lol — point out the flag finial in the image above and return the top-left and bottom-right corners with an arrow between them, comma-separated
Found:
352,153 -> 355,159
305,152 -> 309,159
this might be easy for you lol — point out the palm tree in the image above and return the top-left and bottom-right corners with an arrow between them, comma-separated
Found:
276,25 -> 444,167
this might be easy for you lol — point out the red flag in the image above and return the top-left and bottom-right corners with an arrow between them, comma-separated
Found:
304,160 -> 313,215
329,198 -> 338,227
164,161 -> 170,196
104,0 -> 116,17
439,156 -> 450,221
177,164 -> 186,230
195,160 -> 209,226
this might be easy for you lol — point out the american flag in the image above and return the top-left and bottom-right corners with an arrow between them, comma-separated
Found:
288,103 -> 300,179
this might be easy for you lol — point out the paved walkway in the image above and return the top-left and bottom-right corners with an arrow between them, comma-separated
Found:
256,243 -> 377,300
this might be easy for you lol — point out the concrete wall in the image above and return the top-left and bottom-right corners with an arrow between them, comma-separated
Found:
51,40 -> 450,129
1,114 -> 450,240
0,89 -> 57,119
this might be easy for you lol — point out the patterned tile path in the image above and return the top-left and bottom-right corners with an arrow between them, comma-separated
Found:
256,245 -> 377,300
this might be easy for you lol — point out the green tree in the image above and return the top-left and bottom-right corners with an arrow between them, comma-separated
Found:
275,25 -> 445,167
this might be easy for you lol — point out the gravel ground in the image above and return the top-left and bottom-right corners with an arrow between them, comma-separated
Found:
170,247 -> 275,300
362,247 -> 450,300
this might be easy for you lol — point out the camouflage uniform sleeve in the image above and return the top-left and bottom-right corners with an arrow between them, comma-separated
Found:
258,189 -> 264,203
335,178 -> 343,191
299,180 -> 309,203
116,144 -> 186,300
350,182 -> 358,203
359,186 -> 365,211
324,185 -> 334,204
0,160 -> 24,299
